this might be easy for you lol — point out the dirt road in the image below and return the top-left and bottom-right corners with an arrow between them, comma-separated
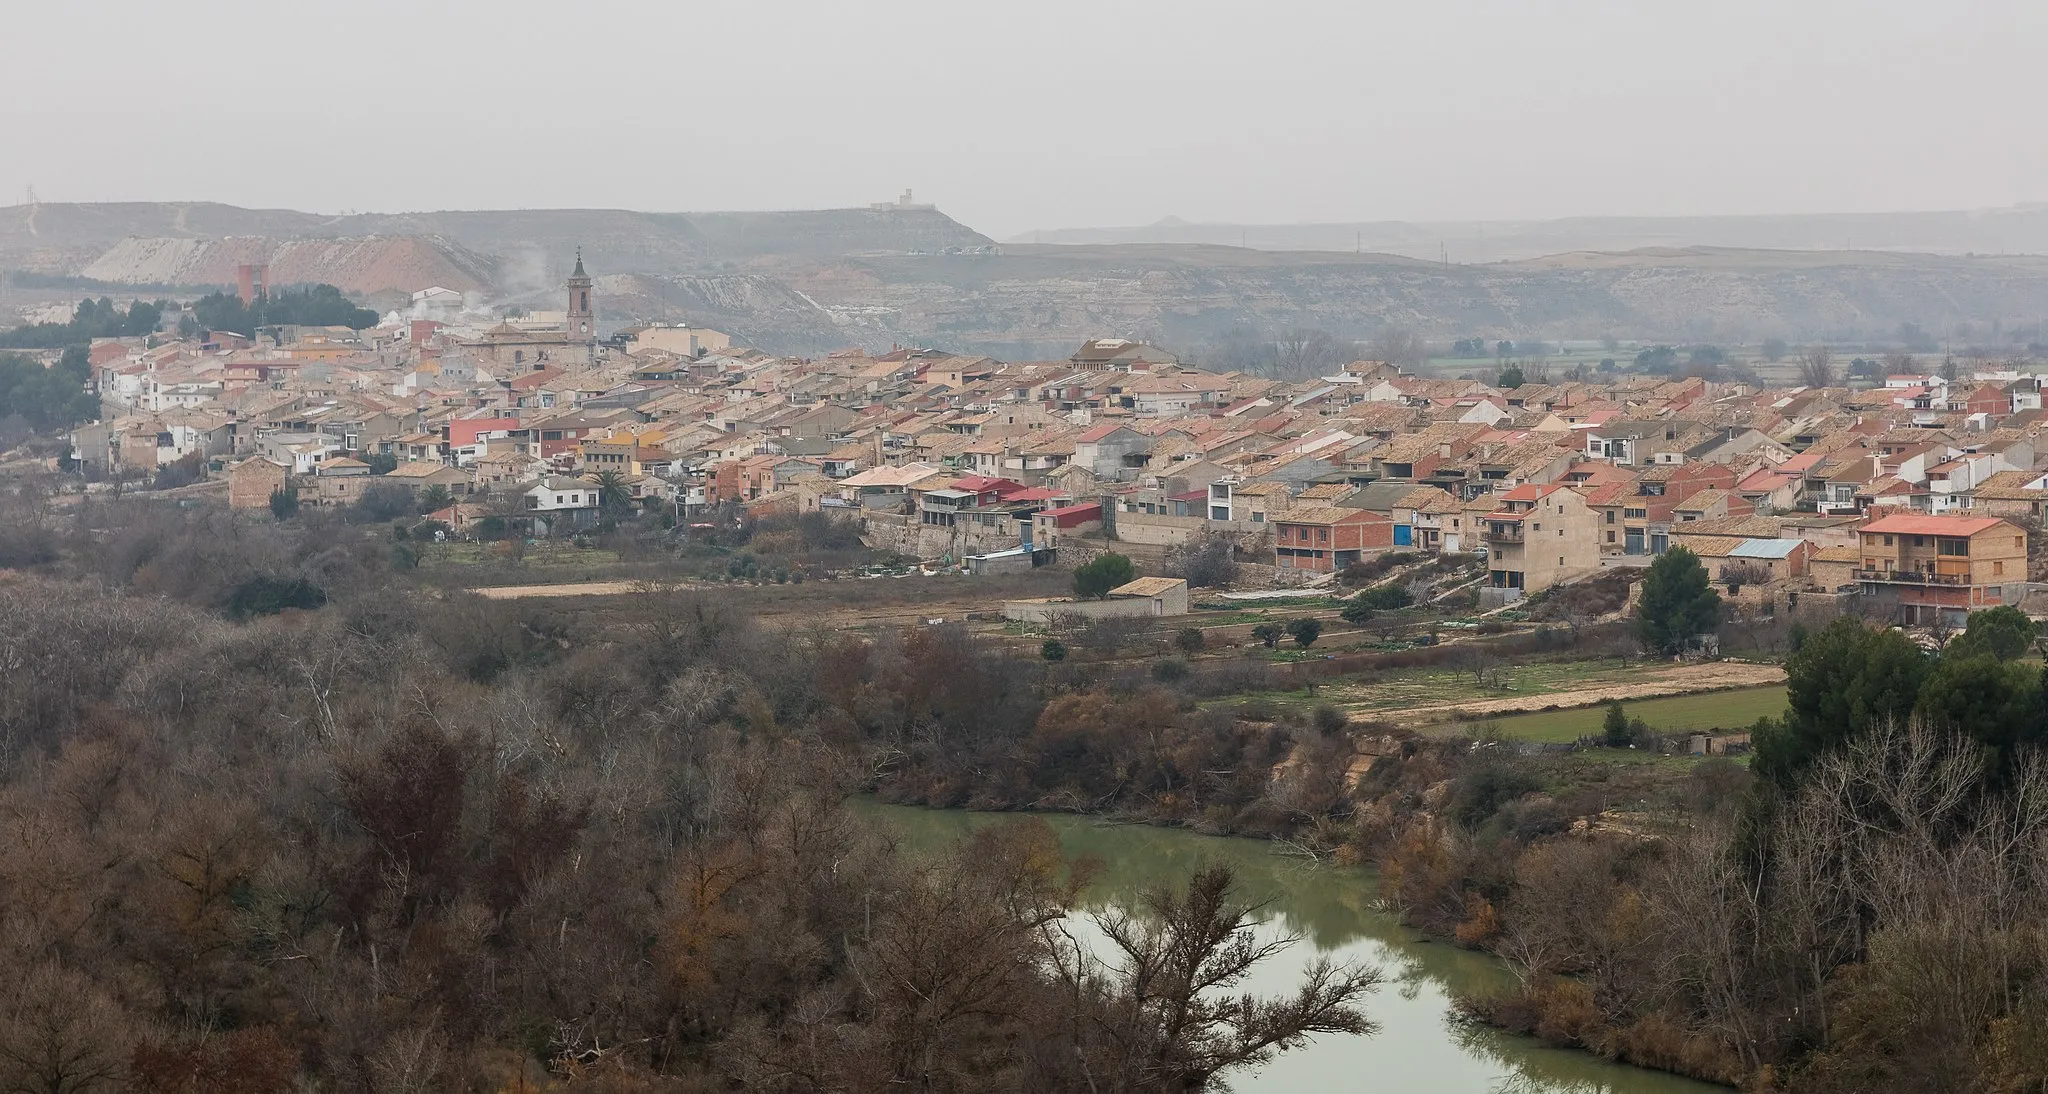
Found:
1389,661 -> 1786,724
470,581 -> 650,599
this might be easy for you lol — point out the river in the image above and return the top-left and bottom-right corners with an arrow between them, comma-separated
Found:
862,803 -> 1725,1094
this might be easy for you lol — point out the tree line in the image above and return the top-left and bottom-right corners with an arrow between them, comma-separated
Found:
190,284 -> 379,336
0,296 -> 164,349
0,499 -> 1378,1093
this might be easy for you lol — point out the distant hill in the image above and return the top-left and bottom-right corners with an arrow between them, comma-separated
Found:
1010,206 -> 2048,264
0,202 -> 995,295
6,201 -> 2047,356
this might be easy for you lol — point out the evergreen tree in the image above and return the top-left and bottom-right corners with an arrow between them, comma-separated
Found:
1072,552 -> 1135,600
1756,617 -> 1928,790
1601,701 -> 1632,747
1635,547 -> 1721,654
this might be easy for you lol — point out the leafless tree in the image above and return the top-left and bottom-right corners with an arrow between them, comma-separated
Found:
1364,327 -> 1429,370
1798,344 -> 1837,388
1272,328 -> 1349,379
1046,865 -> 1382,1090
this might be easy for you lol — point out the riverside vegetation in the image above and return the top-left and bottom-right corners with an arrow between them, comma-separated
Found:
0,498 -> 2042,1092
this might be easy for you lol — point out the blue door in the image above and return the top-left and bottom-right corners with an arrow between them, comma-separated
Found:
1393,524 -> 1413,547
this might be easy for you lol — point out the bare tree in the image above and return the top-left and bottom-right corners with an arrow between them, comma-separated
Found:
1363,327 -> 1429,370
1804,344 -> 1843,384
1048,865 -> 1382,1090
1272,328 -> 1348,379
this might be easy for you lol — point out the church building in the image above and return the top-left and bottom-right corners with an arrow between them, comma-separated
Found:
458,251 -> 599,371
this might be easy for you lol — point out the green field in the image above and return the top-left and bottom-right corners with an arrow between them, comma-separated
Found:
1450,685 -> 1789,743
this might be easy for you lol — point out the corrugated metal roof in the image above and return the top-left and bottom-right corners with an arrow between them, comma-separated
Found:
1728,538 -> 1804,559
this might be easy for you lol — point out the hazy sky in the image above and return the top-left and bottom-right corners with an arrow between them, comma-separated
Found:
3,0 -> 2043,237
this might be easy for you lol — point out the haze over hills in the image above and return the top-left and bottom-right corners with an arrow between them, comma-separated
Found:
1011,205 -> 2048,264
7,200 -> 2048,357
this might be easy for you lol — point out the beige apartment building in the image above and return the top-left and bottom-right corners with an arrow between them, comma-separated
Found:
1482,483 -> 1600,605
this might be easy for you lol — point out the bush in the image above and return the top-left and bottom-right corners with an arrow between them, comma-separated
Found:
268,485 -> 300,521
1340,600 -> 1374,626
1175,626 -> 1206,654
1251,622 -> 1284,649
151,452 -> 207,490
350,483 -> 415,524
1288,617 -> 1322,648
1601,701 -> 1631,748
1151,657 -> 1190,683
1165,532 -> 1239,588
1337,551 -> 1419,587
1448,765 -> 1544,828
225,575 -> 327,620
1357,584 -> 1415,611
1041,638 -> 1067,662
1073,552 -> 1135,600
1310,704 -> 1349,735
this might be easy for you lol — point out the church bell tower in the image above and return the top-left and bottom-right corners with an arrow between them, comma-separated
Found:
566,248 -> 594,346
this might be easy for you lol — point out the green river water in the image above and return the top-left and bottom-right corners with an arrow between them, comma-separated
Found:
862,803 -> 1725,1094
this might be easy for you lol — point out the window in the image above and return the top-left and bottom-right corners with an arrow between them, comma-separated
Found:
1883,534 -> 1893,546
1625,508 -> 1646,519
1318,528 -> 1330,544
1607,531 -> 1616,543
1936,537 -> 1969,557
1994,560 -> 2005,575
1606,510 -> 1615,524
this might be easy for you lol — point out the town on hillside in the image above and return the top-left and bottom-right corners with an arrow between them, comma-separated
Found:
20,257 -> 2047,635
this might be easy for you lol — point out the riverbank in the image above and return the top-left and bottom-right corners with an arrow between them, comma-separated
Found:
860,802 -> 1726,1094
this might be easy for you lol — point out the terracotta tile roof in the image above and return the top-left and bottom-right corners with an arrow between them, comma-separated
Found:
1859,513 -> 2011,536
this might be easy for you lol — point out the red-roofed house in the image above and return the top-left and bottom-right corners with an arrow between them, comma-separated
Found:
1855,512 -> 2028,624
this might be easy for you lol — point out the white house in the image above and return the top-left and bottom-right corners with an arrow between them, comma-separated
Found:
520,476 -> 603,533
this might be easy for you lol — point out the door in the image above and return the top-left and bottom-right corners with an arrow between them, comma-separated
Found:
1393,524 -> 1413,547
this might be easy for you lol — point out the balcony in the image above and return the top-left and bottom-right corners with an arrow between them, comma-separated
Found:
1854,568 -> 1970,587
1483,522 -> 1525,544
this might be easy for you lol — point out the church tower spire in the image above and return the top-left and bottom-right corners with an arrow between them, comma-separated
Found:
566,248 -> 594,345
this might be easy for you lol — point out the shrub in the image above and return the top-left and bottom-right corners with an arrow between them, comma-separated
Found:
1041,638 -> 1067,662
225,575 -> 327,620
350,483 -> 415,524
1073,552 -> 1135,599
1358,584 -> 1414,610
151,452 -> 207,490
1287,617 -> 1322,648
1601,701 -> 1631,748
1165,532 -> 1239,588
1448,765 -> 1543,828
1251,622 -> 1284,649
1151,657 -> 1190,683
1337,551 -> 1418,586
1310,704 -> 1349,735
268,485 -> 300,520
1175,626 -> 1206,654
1340,600 -> 1374,626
